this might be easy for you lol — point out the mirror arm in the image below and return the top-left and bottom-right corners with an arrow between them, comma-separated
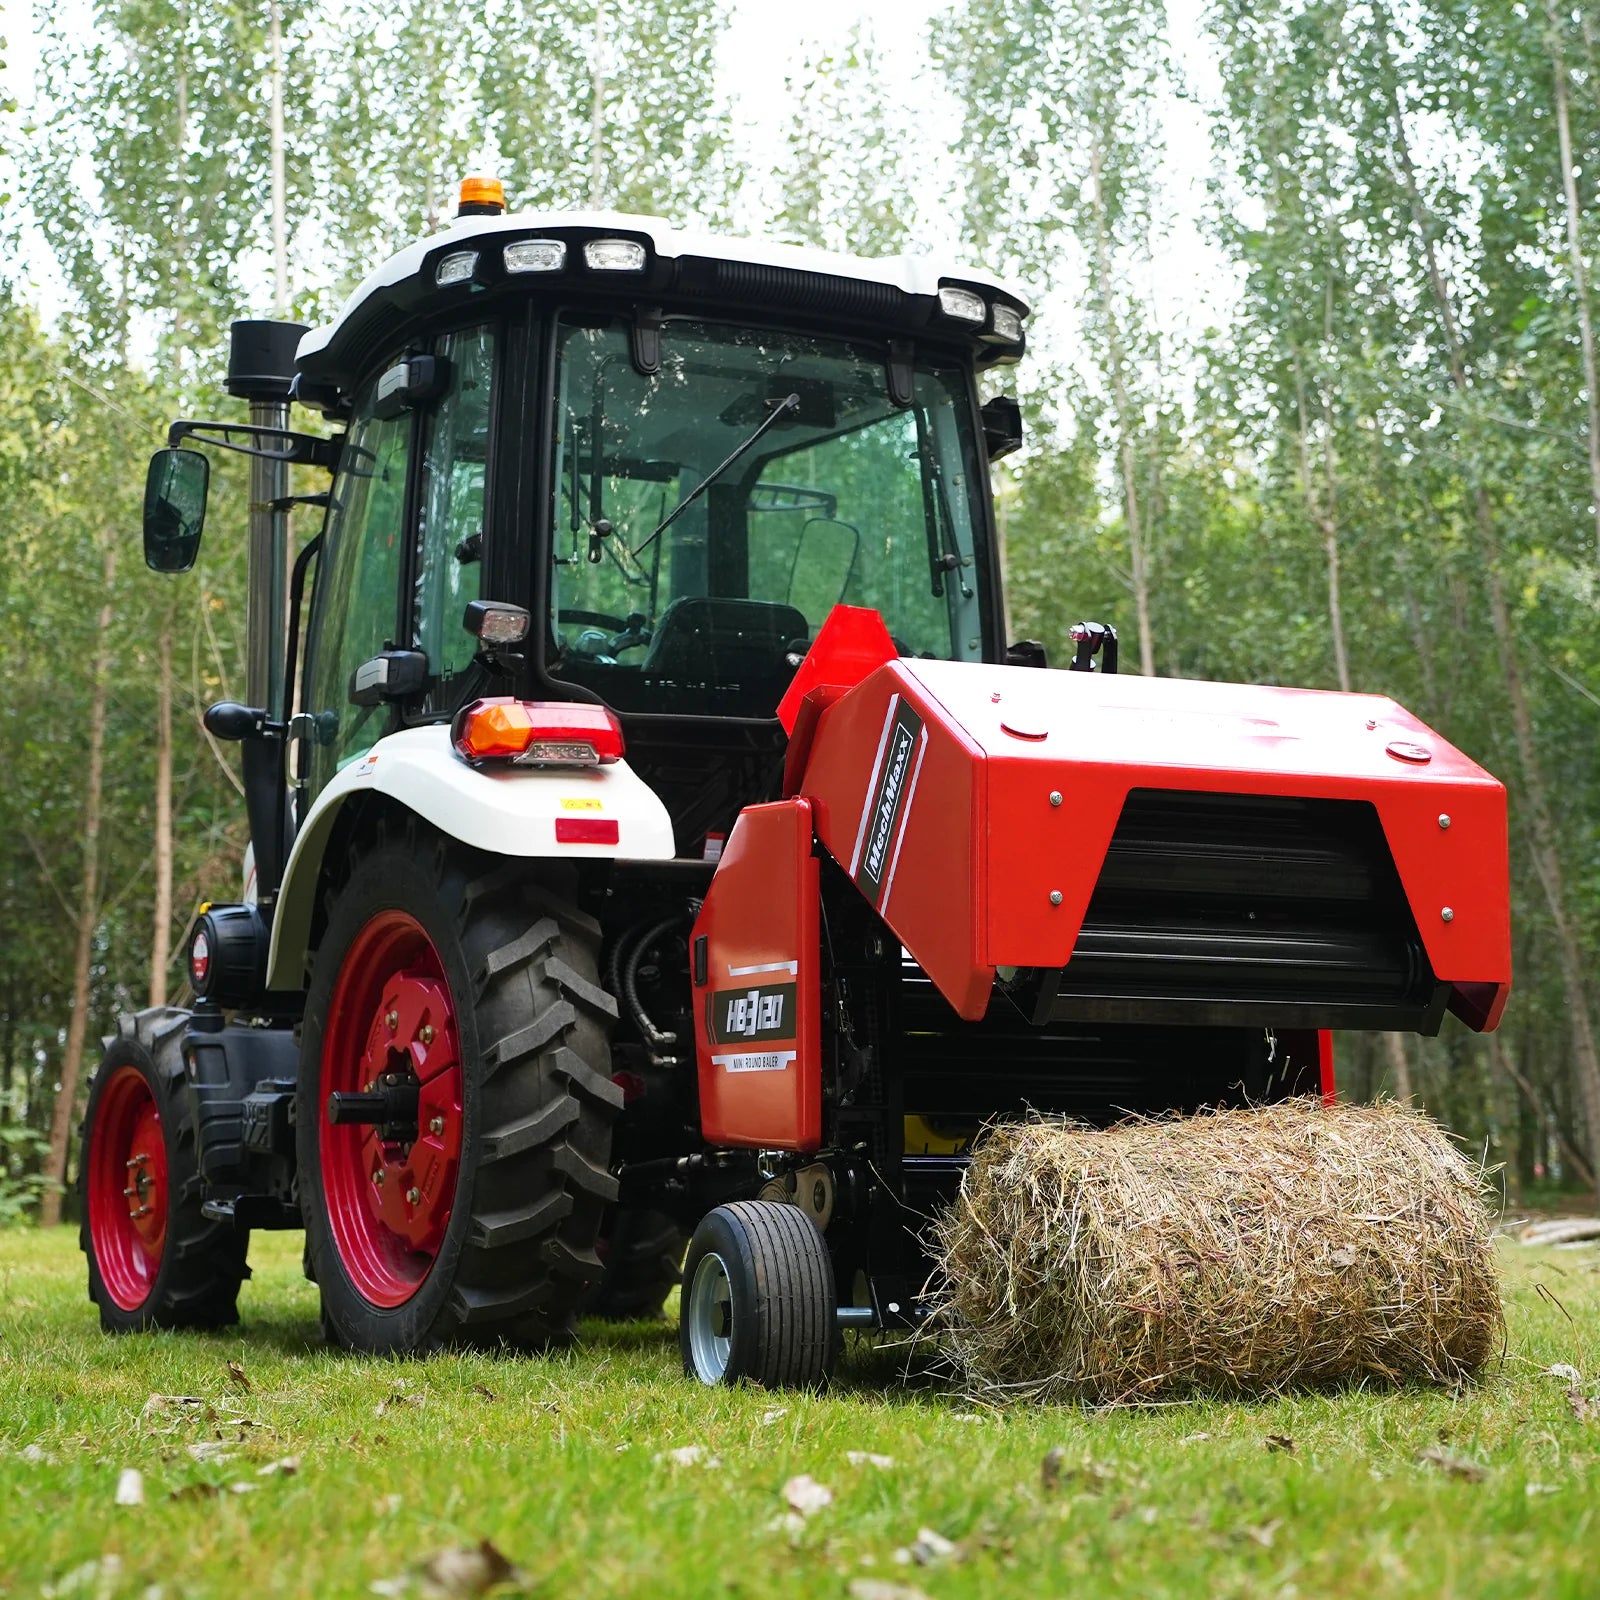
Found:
167,419 -> 343,471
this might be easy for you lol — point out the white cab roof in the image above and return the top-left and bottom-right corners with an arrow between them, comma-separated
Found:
297,209 -> 1030,368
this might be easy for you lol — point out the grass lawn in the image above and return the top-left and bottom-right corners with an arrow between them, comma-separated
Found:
1,1227 -> 1597,1599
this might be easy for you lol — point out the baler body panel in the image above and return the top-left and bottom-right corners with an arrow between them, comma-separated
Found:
794,657 -> 1510,1030
692,798 -> 823,1151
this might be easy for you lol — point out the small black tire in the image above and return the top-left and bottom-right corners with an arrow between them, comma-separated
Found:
679,1201 -> 836,1389
79,1009 -> 248,1333
298,825 -> 621,1354
590,1207 -> 686,1320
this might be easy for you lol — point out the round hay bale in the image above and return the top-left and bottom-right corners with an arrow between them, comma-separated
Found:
932,1099 -> 1503,1404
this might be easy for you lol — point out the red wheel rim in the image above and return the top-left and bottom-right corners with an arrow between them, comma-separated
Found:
319,910 -> 465,1308
87,1065 -> 169,1311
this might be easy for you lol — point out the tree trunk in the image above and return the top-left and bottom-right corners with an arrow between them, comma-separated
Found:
590,0 -> 609,209
1087,137 -> 1155,676
150,617 -> 174,1007
40,536 -> 116,1227
1544,0 -> 1600,566
1384,63 -> 1600,1187
1292,345 -> 1351,692
1383,1033 -> 1414,1101
268,0 -> 288,316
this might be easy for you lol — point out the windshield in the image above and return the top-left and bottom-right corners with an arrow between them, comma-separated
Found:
548,316 -> 987,717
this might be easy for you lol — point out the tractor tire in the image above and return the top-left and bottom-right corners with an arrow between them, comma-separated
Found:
79,1009 -> 248,1333
680,1201 -> 836,1389
590,1207 -> 686,1320
298,826 -> 621,1354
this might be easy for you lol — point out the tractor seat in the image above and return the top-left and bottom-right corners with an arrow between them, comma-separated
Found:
641,597 -> 809,690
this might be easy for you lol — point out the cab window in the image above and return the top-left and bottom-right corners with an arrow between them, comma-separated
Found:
413,325 -> 495,714
303,380 -> 412,797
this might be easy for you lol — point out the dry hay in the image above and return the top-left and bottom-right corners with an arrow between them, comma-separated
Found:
932,1099 -> 1503,1405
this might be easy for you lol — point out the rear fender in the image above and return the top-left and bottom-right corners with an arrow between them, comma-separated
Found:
264,724 -> 674,990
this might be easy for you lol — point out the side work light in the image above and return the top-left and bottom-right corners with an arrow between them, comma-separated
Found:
938,285 -> 987,323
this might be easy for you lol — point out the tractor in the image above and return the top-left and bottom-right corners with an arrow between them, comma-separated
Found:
81,179 -> 1512,1387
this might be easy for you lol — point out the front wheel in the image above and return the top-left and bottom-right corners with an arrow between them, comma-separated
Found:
298,828 -> 622,1353
79,1010 -> 247,1332
680,1201 -> 836,1388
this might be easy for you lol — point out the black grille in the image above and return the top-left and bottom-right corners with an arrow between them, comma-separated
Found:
1038,790 -> 1445,1031
700,259 -> 909,322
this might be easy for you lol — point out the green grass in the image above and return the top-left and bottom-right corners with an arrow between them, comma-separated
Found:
1,1229 -> 1597,1599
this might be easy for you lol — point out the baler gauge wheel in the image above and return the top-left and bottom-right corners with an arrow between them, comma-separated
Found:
684,1250 -> 734,1382
680,1201 -> 836,1389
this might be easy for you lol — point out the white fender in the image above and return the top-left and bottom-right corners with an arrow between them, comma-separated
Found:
265,723 -> 675,990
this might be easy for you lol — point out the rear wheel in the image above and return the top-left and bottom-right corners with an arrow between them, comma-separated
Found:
298,827 -> 621,1353
79,1011 -> 247,1332
591,1206 -> 686,1320
680,1201 -> 836,1388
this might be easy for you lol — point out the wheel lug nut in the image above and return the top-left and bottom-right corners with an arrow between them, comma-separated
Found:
386,1010 -> 398,1031
372,1168 -> 385,1187
406,1187 -> 421,1205
420,1024 -> 434,1046
428,1116 -> 445,1136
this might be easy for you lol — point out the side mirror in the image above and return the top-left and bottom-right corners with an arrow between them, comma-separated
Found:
980,394 -> 1023,462
143,448 -> 210,572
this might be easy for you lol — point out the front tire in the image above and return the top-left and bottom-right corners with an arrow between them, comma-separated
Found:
298,829 -> 621,1353
680,1201 -> 836,1388
79,1010 -> 248,1332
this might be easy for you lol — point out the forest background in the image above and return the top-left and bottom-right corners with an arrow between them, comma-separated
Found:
0,0 -> 1597,1221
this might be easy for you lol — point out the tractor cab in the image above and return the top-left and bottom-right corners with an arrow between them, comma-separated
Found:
269,192 -> 1030,861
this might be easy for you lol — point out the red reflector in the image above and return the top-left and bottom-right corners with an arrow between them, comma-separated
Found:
556,817 -> 620,845
452,697 -> 625,765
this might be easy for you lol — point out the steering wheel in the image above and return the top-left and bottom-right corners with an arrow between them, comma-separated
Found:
558,607 -> 629,632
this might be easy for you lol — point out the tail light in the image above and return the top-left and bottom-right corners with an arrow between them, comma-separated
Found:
452,697 -> 625,767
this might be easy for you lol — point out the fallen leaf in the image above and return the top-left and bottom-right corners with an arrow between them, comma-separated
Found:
1263,1434 -> 1296,1454
141,1395 -> 207,1420
1179,1432 -> 1211,1445
1566,1387 -> 1597,1423
766,1511 -> 808,1539
168,1483 -> 221,1502
20,1442 -> 56,1465
258,1456 -> 301,1477
1240,1519 -> 1281,1548
1416,1446 -> 1488,1482
1543,1363 -> 1583,1384
759,1407 -> 789,1426
950,1412 -> 985,1424
902,1527 -> 960,1567
185,1441 -> 234,1464
115,1467 -> 145,1506
470,1385 -> 498,1403
846,1451 -> 895,1470
1526,1482 -> 1559,1496
371,1539 -> 525,1600
848,1583 -> 934,1600
228,1482 -> 258,1495
782,1474 -> 833,1516
224,1361 -> 252,1393
1041,1445 -> 1065,1491
658,1444 -> 719,1467
42,1555 -> 123,1598
376,1393 -> 424,1417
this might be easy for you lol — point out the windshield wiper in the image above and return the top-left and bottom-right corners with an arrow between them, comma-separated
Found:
634,392 -> 800,560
